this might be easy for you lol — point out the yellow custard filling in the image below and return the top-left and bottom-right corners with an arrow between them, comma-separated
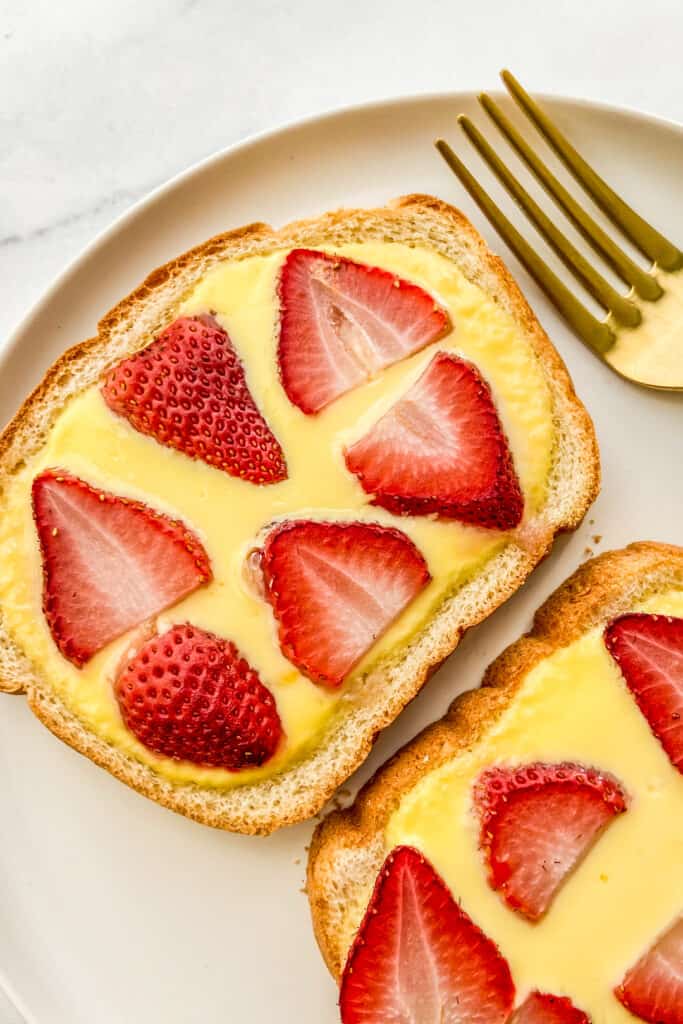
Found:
387,589 -> 683,1017
605,269 -> 683,387
0,242 -> 554,789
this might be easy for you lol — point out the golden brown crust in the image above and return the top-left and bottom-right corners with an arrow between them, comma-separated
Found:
95,223 -> 273,341
0,195 -> 599,833
393,197 -> 599,530
0,222 -> 271,475
307,541 -> 683,977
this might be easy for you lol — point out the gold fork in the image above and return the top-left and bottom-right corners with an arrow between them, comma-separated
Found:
436,70 -> 683,392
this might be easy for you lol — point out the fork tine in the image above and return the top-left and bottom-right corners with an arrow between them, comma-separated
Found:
478,92 -> 663,302
501,70 -> 683,272
435,139 -> 616,356
457,116 -> 641,328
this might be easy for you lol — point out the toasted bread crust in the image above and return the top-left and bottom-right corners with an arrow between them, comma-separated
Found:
307,541 -> 683,977
0,195 -> 599,833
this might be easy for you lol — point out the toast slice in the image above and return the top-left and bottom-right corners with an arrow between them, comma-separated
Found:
307,542 -> 683,1004
0,195 -> 598,834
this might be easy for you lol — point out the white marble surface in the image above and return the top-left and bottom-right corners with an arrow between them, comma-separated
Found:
2,0 -> 683,344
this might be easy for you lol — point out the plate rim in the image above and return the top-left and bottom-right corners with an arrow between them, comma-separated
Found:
3,87 -> 683,1024
0,969 -> 34,1024
4,87 -> 683,372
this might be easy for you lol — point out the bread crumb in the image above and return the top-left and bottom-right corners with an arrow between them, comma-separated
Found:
583,547 -> 594,559
293,857 -> 301,865
592,534 -> 603,544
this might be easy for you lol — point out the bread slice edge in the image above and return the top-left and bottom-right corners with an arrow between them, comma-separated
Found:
307,540 -> 683,977
0,194 -> 600,833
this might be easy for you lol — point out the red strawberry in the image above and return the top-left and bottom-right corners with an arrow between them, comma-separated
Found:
512,992 -> 589,1024
102,314 -> 287,484
604,613 -> 683,774
261,520 -> 430,687
615,917 -> 683,1024
277,248 -> 451,414
474,762 -> 628,921
32,470 -> 212,667
340,845 -> 515,1024
115,623 -> 283,769
344,352 -> 524,529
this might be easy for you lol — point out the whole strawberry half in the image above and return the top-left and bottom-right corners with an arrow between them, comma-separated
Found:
102,314 -> 287,484
615,917 -> 683,1024
345,351 -> 524,530
115,623 -> 283,770
512,991 -> 590,1024
604,613 -> 683,774
261,520 -> 430,687
32,470 -> 212,667
277,248 -> 451,414
474,762 -> 628,921
340,845 -> 515,1024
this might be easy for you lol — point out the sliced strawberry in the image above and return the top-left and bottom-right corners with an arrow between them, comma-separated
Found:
115,624 -> 282,769
277,248 -> 451,414
344,352 -> 524,529
340,845 -> 515,1024
261,520 -> 430,687
512,992 -> 589,1024
102,314 -> 287,484
615,918 -> 683,1024
474,762 -> 628,921
32,470 -> 211,667
604,613 -> 683,774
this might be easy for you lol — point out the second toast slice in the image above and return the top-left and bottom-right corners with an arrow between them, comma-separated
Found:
308,542 -> 683,1022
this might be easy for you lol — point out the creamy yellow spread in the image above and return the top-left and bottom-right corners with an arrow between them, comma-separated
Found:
0,242 -> 554,788
606,269 -> 683,387
388,589 -> 683,1017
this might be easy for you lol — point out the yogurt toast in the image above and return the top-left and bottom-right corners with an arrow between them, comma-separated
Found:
307,542 -> 683,1022
0,195 -> 598,834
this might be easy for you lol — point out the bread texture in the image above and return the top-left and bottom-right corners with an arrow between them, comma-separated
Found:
307,541 -> 683,978
0,195 -> 599,834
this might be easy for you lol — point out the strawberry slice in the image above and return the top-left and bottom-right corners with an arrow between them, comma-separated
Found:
615,918 -> 683,1024
277,248 -> 451,414
344,352 -> 524,529
340,845 -> 515,1024
474,762 -> 628,921
604,613 -> 683,774
102,314 -> 287,484
512,992 -> 590,1024
32,470 -> 212,667
261,520 -> 430,687
115,623 -> 283,769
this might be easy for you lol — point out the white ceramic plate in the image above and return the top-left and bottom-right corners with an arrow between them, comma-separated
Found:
1,92 -> 681,1024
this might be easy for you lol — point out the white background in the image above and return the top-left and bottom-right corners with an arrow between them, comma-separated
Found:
2,3 -> 683,1023
3,0 -> 683,343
